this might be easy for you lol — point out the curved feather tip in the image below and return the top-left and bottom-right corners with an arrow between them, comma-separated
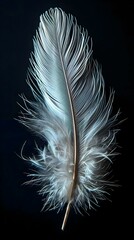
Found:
18,7 -> 121,230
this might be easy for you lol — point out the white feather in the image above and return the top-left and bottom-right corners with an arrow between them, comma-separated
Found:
19,8 -> 120,230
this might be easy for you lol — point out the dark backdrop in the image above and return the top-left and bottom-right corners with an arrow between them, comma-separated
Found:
0,0 -> 133,238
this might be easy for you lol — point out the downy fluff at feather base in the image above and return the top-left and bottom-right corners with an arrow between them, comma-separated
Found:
18,8 -> 120,230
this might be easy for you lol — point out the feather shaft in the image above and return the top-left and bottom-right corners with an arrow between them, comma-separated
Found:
55,15 -> 79,229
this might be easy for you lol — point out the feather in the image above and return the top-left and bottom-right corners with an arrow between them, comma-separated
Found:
18,8 -> 120,230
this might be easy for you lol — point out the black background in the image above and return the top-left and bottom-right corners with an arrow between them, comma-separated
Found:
0,0 -> 133,238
